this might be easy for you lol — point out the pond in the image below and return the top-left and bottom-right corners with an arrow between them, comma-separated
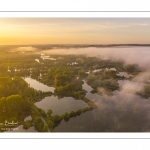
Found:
35,96 -> 88,115
24,115 -> 32,122
24,77 -> 55,92
41,55 -> 56,60
35,59 -> 40,63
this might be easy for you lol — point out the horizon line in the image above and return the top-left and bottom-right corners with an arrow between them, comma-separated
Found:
1,44 -> 150,46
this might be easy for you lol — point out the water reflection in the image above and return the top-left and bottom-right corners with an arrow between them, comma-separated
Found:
55,80 -> 150,132
24,116 -> 32,121
35,59 -> 40,63
24,77 -> 55,92
35,96 -> 88,115
41,54 -> 56,60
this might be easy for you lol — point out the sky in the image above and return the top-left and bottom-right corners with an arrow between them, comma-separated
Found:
0,18 -> 150,45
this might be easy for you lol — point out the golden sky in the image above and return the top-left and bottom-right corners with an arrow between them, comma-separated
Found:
0,18 -> 150,45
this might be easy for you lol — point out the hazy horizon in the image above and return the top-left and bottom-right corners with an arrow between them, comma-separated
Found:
1,44 -> 150,46
1,18 -> 150,45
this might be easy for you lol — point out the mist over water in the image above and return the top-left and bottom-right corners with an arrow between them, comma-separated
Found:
56,81 -> 150,132
42,46 -> 150,69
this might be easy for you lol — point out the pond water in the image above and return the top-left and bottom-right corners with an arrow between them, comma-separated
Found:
41,55 -> 56,60
35,96 -> 88,115
24,115 -> 32,121
55,79 -> 150,132
24,77 -> 55,92
35,59 -> 40,63
86,69 -> 102,74
109,68 -> 116,71
93,69 -> 102,73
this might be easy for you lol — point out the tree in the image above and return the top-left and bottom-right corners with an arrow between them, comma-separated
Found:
43,124 -> 48,132
47,120 -> 54,128
54,73 -> 70,86
34,117 -> 44,131
47,109 -> 53,117
6,95 -> 23,111
40,109 -> 46,116
51,115 -> 62,122
103,70 -> 116,79
63,112 -> 69,119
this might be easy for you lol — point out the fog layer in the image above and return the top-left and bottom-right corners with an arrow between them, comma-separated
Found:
42,46 -> 150,69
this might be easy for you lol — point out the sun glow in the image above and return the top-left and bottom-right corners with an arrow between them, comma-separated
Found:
0,18 -> 150,45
